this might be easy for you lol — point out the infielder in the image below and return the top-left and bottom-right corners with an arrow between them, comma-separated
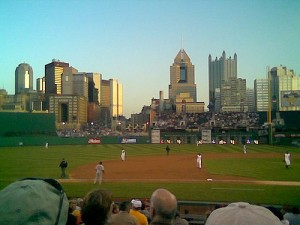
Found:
284,151 -> 291,168
196,153 -> 202,169
121,149 -> 126,161
94,161 -> 105,184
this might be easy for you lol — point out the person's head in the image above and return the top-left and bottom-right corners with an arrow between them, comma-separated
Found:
99,161 -> 102,165
141,200 -> 147,210
69,199 -> 78,212
205,202 -> 283,225
112,203 -> 119,214
77,198 -> 83,209
292,206 -> 300,214
81,189 -> 113,225
175,210 -> 181,218
150,188 -> 177,222
0,178 -> 69,225
131,199 -> 142,210
266,206 -> 284,221
119,201 -> 131,212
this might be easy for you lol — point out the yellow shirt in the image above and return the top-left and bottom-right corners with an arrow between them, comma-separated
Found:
130,209 -> 148,225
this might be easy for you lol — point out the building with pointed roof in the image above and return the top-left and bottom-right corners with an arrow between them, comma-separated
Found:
169,48 -> 196,104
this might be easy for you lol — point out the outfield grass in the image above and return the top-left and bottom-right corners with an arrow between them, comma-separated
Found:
0,144 -> 300,206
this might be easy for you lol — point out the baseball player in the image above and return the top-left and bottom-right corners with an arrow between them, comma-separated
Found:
284,151 -> 291,168
121,149 -> 126,161
196,153 -> 202,169
94,161 -> 105,184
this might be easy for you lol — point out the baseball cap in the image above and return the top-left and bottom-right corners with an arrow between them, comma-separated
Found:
206,202 -> 283,225
131,199 -> 142,208
0,178 -> 69,225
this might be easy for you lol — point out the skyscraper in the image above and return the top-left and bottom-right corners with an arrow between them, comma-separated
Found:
15,63 -> 33,94
101,79 -> 123,118
208,51 -> 237,110
169,48 -> 196,103
221,77 -> 246,112
36,77 -> 45,93
270,65 -> 300,111
254,78 -> 268,112
45,59 -> 69,95
246,88 -> 255,112
86,73 -> 102,105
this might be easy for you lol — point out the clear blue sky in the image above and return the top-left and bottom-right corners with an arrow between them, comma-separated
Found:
0,0 -> 299,117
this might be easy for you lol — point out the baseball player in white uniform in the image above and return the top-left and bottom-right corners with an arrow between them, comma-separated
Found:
121,149 -> 126,161
196,153 -> 202,169
284,151 -> 291,168
94,161 -> 104,184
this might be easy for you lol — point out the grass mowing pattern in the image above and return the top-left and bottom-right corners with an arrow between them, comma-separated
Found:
0,144 -> 300,205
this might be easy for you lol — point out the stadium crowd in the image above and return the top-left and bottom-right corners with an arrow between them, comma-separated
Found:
57,112 -> 262,138
153,112 -> 260,130
0,178 -> 299,225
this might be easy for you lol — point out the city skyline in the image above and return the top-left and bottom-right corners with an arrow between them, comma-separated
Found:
0,0 -> 299,117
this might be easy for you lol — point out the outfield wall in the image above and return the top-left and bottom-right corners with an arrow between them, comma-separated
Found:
0,112 -> 56,137
0,136 -> 150,147
0,136 -> 89,147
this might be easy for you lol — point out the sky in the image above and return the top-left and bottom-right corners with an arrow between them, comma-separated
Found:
0,0 -> 299,117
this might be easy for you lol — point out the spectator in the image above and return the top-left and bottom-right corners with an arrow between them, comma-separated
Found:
66,213 -> 77,225
112,202 -> 120,214
149,188 -> 177,225
69,199 -> 82,225
140,200 -> 151,223
284,207 -> 300,225
81,189 -> 113,225
110,201 -> 138,225
205,202 -> 283,225
266,206 -> 289,225
173,211 -> 189,225
130,199 -> 148,225
0,178 -> 69,225
76,198 -> 84,210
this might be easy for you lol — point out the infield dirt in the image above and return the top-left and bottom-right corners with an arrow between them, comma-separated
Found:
67,153 -> 300,186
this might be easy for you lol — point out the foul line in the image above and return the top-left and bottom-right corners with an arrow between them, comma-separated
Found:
57,178 -> 300,186
211,187 -> 264,191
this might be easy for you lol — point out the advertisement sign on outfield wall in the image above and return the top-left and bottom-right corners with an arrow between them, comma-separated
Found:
202,129 -> 212,144
88,138 -> 101,144
151,129 -> 161,143
120,138 -> 137,144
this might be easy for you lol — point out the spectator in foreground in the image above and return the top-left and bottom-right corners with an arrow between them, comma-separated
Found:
140,200 -> 151,223
110,201 -> 138,225
0,178 -> 69,225
69,199 -> 82,225
266,206 -> 289,225
205,202 -> 283,225
112,202 -> 120,214
284,206 -> 300,225
172,211 -> 189,225
81,189 -> 113,225
149,188 -> 177,225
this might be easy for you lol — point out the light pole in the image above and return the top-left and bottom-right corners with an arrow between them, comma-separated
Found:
267,66 -> 273,145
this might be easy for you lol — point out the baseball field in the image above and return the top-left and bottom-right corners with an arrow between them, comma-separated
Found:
0,143 -> 300,206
